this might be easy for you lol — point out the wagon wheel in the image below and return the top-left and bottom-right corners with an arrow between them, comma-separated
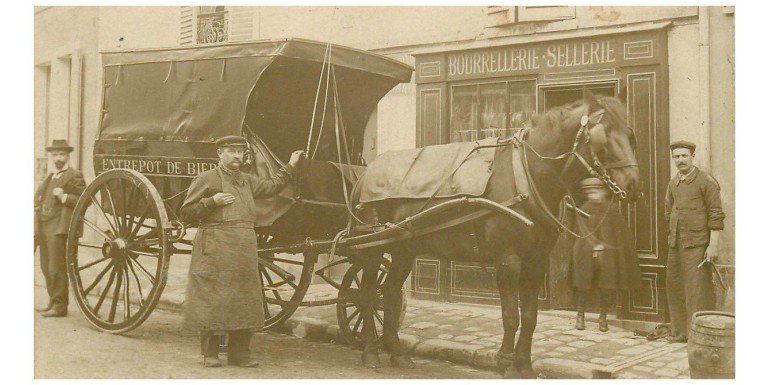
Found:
336,256 -> 406,349
66,169 -> 171,334
258,237 -> 315,330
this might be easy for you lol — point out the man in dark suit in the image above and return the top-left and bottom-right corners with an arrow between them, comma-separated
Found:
664,140 -> 725,342
35,139 -> 86,317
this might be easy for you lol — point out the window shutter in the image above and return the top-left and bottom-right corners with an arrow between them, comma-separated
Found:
517,6 -> 575,22
228,7 -> 254,42
485,6 -> 516,28
180,6 -> 194,46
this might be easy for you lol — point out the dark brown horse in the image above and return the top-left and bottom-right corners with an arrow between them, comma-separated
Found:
349,95 -> 639,378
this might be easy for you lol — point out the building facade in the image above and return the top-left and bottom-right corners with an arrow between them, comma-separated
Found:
34,6 -> 735,322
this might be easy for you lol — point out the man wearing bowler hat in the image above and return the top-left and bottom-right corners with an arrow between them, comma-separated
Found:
34,139 -> 86,317
180,135 -> 304,367
664,140 -> 725,342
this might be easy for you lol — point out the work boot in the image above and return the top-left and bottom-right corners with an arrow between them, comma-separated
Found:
227,330 -> 259,367
201,333 -> 222,367
575,312 -> 586,330
598,312 -> 609,332
41,307 -> 67,317
35,302 -> 52,313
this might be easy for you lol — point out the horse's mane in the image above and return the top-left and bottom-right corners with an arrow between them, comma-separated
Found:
529,96 -> 630,148
596,96 -> 630,135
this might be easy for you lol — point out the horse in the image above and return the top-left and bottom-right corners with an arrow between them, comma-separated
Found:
348,94 -> 640,378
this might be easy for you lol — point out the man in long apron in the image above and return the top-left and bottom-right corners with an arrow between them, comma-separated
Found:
181,135 -> 304,367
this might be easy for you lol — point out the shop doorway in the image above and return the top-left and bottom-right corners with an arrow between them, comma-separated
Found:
538,82 -> 620,312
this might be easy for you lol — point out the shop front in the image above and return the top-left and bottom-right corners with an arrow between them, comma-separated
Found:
411,24 -> 671,322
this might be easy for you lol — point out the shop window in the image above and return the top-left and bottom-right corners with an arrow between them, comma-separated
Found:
197,6 -> 229,44
450,80 -> 535,143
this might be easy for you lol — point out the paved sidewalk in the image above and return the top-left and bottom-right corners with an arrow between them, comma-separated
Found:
38,253 -> 690,379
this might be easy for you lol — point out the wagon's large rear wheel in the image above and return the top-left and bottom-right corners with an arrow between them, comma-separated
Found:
258,237 -> 315,330
66,169 -> 171,334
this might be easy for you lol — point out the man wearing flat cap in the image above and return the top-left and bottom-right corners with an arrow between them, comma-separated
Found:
180,135 -> 304,367
664,140 -> 725,342
34,139 -> 86,317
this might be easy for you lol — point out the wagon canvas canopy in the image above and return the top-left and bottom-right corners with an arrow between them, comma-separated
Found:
99,38 -> 412,162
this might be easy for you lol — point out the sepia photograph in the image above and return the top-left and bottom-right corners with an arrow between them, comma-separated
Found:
23,1 -> 751,381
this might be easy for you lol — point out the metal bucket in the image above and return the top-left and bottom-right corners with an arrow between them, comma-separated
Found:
687,311 -> 735,379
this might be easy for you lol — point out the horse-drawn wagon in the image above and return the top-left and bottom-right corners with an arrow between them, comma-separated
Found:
67,38 -> 411,339
67,37 -> 641,377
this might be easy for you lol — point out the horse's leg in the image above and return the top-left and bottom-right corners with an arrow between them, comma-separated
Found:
381,253 -> 416,368
360,254 -> 383,368
515,250 -> 550,379
495,251 -> 522,379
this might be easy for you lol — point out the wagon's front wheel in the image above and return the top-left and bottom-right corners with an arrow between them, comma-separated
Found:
66,169 -> 171,334
336,256 -> 406,349
258,245 -> 315,330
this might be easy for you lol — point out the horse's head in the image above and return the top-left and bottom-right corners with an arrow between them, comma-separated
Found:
575,94 -> 640,202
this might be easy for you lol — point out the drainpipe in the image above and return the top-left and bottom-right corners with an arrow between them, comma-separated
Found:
698,6 -> 711,171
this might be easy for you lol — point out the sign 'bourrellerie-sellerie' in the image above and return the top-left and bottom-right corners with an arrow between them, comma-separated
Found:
447,40 -> 617,77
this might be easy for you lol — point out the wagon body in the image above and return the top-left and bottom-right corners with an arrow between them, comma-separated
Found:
66,39 -> 413,335
94,38 -> 412,240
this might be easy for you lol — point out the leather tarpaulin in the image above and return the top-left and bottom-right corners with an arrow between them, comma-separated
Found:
100,56 -> 271,141
98,38 -> 413,143
358,137 -> 499,203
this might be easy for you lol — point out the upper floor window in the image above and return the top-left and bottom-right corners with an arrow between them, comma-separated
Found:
485,6 -> 575,28
197,6 -> 229,44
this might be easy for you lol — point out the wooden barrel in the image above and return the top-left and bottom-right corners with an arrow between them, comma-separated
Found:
687,311 -> 735,379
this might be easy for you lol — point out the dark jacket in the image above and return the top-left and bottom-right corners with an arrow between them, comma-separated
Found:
664,167 -> 725,249
571,199 -> 642,290
34,167 -> 86,237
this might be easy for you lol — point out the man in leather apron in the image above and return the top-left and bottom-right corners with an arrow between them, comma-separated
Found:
181,135 -> 304,367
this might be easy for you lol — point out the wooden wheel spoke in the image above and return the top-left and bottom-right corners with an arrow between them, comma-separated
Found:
93,267 -> 117,315
128,249 -> 160,258
89,195 -> 120,237
83,260 -> 115,296
353,274 -> 362,289
127,228 -> 158,248
124,182 -> 137,238
77,256 -> 110,272
263,296 -> 271,318
123,266 -> 131,321
108,265 -> 124,323
269,257 -> 303,266
101,184 -> 123,234
353,313 -> 364,334
126,258 -> 145,308
78,242 -> 103,250
346,308 -> 361,324
129,257 -> 157,286
129,201 -> 152,239
82,217 -> 114,241
260,268 -> 284,302
374,310 -> 385,326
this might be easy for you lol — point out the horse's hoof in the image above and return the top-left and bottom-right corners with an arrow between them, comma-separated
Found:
502,366 -> 522,379
390,355 -> 416,369
362,352 -> 382,369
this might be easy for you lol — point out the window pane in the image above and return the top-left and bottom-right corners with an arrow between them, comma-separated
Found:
479,83 -> 508,140
509,81 -> 536,130
451,85 -> 477,143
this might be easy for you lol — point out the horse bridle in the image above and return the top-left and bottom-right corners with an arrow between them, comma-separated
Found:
514,103 -> 637,237
560,104 -> 637,200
